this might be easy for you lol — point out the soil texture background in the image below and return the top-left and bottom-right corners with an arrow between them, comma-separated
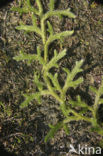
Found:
0,0 -> 103,156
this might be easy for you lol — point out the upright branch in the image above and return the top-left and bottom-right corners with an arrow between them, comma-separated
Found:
12,0 -> 103,143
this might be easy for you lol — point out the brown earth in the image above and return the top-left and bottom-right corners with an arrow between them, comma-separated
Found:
0,0 -> 103,156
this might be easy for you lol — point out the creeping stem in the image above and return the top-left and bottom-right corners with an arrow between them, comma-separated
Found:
41,18 -> 46,45
37,1 -> 93,136
41,18 -> 48,63
41,9 -> 75,62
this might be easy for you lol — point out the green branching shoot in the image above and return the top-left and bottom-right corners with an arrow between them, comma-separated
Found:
12,0 -> 103,143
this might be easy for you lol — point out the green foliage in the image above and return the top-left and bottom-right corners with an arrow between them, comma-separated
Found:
0,101 -> 12,117
48,0 -> 55,11
62,60 -> 83,95
44,122 -> 63,143
20,92 -> 41,109
12,0 -> 103,143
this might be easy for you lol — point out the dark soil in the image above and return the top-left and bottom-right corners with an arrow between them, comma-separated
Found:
0,0 -> 103,156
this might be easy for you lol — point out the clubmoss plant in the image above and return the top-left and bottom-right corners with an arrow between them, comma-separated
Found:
12,0 -> 103,143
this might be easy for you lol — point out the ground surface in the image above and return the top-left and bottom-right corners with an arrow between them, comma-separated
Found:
0,0 -> 103,156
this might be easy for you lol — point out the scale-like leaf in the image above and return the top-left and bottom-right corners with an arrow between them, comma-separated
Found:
44,122 -> 63,142
46,49 -> 66,71
47,21 -> 53,36
46,30 -> 74,48
67,77 -> 83,89
11,7 -> 29,14
11,0 -> 38,15
48,0 -> 55,11
63,124 -> 69,135
63,60 -> 84,94
99,99 -> 103,105
20,92 -> 41,109
91,125 -> 103,135
13,50 -> 38,64
89,86 -> 98,94
36,0 -> 43,15
32,14 -> 38,27
69,95 -> 92,111
34,73 -> 44,91
69,60 -> 83,80
16,25 -> 41,35
47,73 -> 62,92
43,9 -> 76,21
